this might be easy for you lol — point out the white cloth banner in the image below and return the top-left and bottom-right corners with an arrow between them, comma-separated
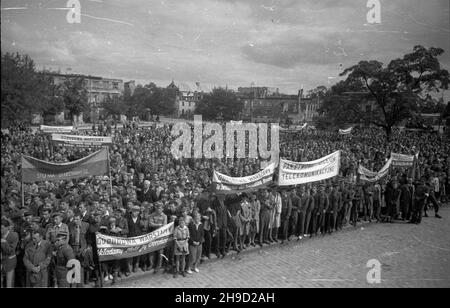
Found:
278,151 -> 341,186
391,152 -> 418,167
338,127 -> 353,135
40,125 -> 73,133
358,158 -> 392,182
280,123 -> 307,133
51,134 -> 112,146
213,163 -> 276,194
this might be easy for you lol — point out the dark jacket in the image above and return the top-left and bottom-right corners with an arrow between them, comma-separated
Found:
1,230 -> 19,272
214,199 -> 228,229
138,188 -> 157,203
68,222 -> 89,255
188,222 -> 204,245
127,216 -> 142,237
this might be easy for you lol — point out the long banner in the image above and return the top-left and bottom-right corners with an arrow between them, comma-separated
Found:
212,163 -> 276,194
358,158 -> 392,182
97,222 -> 174,261
338,127 -> 353,135
21,148 -> 109,182
391,152 -> 418,168
278,151 -> 341,186
51,134 -> 112,146
40,125 -> 73,133
280,123 -> 308,133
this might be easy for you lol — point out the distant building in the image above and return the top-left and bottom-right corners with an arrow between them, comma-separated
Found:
47,72 -> 125,123
124,80 -> 136,96
238,87 -> 321,123
167,81 -> 210,117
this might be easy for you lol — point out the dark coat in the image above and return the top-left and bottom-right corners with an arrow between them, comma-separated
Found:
68,222 -> 89,255
188,222 -> 204,246
1,230 -> 19,272
127,216 -> 142,237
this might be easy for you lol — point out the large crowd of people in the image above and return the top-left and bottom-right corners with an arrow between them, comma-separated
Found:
1,120 -> 449,288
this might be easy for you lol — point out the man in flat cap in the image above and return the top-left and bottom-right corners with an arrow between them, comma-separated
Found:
410,177 -> 429,224
46,212 -> 69,245
23,230 -> 53,287
127,205 -> 142,273
148,202 -> 167,273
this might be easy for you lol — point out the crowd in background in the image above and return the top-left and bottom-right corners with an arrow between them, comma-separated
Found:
1,120 -> 449,287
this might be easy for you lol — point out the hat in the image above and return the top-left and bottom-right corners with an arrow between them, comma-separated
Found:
131,205 -> 140,212
92,210 -> 102,217
52,212 -> 63,218
24,211 -> 33,217
56,231 -> 68,239
31,217 -> 41,223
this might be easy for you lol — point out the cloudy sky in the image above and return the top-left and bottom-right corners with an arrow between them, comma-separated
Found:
1,0 -> 449,96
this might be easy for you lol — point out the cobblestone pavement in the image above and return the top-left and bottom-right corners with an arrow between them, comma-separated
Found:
109,206 -> 450,288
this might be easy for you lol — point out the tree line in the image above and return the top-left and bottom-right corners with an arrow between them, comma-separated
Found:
2,46 -> 449,137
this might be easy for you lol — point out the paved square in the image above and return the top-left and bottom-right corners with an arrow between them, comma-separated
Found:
110,206 -> 450,288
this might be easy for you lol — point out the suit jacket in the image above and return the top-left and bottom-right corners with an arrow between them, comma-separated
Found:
1,231 -> 19,272
127,216 -> 142,237
138,188 -> 157,203
68,222 -> 89,254
45,223 -> 70,245
79,211 -> 91,223
23,240 -> 53,272
188,222 -> 204,245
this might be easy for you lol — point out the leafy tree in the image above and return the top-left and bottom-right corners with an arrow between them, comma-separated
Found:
306,85 -> 327,99
100,95 -> 128,119
1,53 -> 44,123
126,83 -> 176,118
39,73 -> 65,118
322,45 -> 449,141
196,87 -> 243,121
1,52 -> 66,126
62,77 -> 89,120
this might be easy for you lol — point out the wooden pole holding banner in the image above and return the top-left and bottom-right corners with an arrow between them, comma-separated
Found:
21,179 -> 25,208
21,155 -> 25,207
106,147 -> 113,196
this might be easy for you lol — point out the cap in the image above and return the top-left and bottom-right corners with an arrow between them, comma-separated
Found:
56,231 -> 68,238
31,217 -> 41,223
52,212 -> 63,218
131,205 -> 140,211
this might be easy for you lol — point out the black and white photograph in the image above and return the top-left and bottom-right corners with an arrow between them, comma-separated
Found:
1,0 -> 450,293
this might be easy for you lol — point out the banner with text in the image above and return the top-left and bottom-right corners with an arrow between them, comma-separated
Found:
213,163 -> 276,194
97,222 -> 174,261
51,134 -> 112,147
338,127 -> 353,135
40,125 -> 73,133
358,158 -> 392,182
278,151 -> 341,186
391,152 -> 418,168
21,148 -> 109,182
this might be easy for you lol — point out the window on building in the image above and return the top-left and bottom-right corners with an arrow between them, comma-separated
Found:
113,82 -> 119,90
182,102 -> 185,107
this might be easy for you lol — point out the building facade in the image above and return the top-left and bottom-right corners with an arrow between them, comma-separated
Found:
48,72 -> 125,123
238,87 -> 321,124
167,81 -> 210,117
